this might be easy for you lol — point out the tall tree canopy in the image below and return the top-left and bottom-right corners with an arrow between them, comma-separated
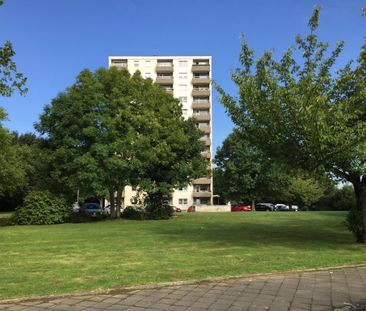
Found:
217,7 -> 366,242
214,128 -> 324,209
0,1 -> 27,98
214,128 -> 289,205
36,67 -> 207,218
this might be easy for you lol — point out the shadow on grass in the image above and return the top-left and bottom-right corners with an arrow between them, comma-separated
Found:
147,213 -> 354,250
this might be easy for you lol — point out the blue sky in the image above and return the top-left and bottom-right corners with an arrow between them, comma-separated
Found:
0,0 -> 365,154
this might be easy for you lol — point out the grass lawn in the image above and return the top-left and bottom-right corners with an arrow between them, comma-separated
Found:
0,212 -> 14,218
0,211 -> 365,300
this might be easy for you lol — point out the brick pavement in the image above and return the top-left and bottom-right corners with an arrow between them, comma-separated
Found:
0,265 -> 365,311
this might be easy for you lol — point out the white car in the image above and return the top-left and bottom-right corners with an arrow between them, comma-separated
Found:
275,204 -> 289,211
275,204 -> 298,211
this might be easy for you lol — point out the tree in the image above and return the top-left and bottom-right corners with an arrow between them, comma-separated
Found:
36,67 -> 207,219
0,1 -> 27,98
214,128 -> 324,208
0,119 -> 28,199
217,7 -> 366,242
214,128 -> 289,205
284,175 -> 324,210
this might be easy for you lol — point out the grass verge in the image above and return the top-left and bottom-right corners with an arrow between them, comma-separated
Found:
0,211 -> 365,299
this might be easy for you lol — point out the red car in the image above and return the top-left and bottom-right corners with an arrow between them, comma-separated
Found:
231,204 -> 252,212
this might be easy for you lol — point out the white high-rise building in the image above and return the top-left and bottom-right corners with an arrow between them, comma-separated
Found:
108,56 -> 212,209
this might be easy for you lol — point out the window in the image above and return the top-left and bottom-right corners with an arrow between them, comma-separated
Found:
179,198 -> 188,205
179,72 -> 187,79
145,60 -> 151,67
144,72 -> 151,78
182,109 -> 188,117
179,84 -> 187,92
178,186 -> 188,191
134,60 -> 139,67
179,60 -> 187,68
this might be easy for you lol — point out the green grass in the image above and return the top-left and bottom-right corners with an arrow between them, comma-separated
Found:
0,212 -> 365,300
0,212 -> 14,218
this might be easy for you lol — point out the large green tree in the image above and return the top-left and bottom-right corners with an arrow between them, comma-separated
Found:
217,7 -> 366,242
36,67 -> 206,218
214,128 -> 289,205
0,1 -> 27,98
214,128 -> 324,209
0,0 -> 28,209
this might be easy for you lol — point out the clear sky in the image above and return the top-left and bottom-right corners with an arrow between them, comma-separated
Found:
0,0 -> 365,154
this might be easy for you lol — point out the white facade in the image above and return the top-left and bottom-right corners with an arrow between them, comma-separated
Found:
108,56 -> 212,209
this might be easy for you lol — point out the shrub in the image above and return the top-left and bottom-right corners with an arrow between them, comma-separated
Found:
15,191 -> 70,225
121,206 -> 146,220
68,209 -> 91,223
344,208 -> 364,243
146,204 -> 174,220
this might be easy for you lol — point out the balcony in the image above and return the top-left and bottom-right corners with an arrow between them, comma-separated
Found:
192,101 -> 210,109
198,126 -> 210,134
110,63 -> 128,70
201,150 -> 211,159
192,64 -> 210,73
192,89 -> 210,97
193,191 -> 211,198
199,138 -> 211,146
193,178 -> 211,185
164,88 -> 174,95
156,62 -> 174,73
155,76 -> 174,84
193,114 -> 210,121
192,76 -> 210,84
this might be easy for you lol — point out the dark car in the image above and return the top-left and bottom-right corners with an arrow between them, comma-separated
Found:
231,204 -> 252,212
255,203 -> 275,211
83,203 -> 105,219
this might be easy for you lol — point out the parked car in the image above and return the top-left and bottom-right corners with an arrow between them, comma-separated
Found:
274,203 -> 289,211
255,203 -> 275,211
173,206 -> 182,213
231,204 -> 252,212
82,203 -> 105,219
187,205 -> 196,212
274,204 -> 299,211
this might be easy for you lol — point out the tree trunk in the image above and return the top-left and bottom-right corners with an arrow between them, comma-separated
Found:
352,181 -> 366,243
116,185 -> 123,219
251,200 -> 255,211
109,189 -> 116,219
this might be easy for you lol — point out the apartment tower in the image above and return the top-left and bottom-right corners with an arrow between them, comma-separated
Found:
108,56 -> 212,209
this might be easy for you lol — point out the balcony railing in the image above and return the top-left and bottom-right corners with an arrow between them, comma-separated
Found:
156,63 -> 174,73
192,102 -> 210,109
192,89 -> 210,97
193,114 -> 210,121
192,191 -> 212,198
193,177 -> 211,185
110,63 -> 128,69
156,75 -> 174,84
192,77 -> 210,84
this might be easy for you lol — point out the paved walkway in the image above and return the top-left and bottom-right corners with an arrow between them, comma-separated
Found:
0,266 -> 365,311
